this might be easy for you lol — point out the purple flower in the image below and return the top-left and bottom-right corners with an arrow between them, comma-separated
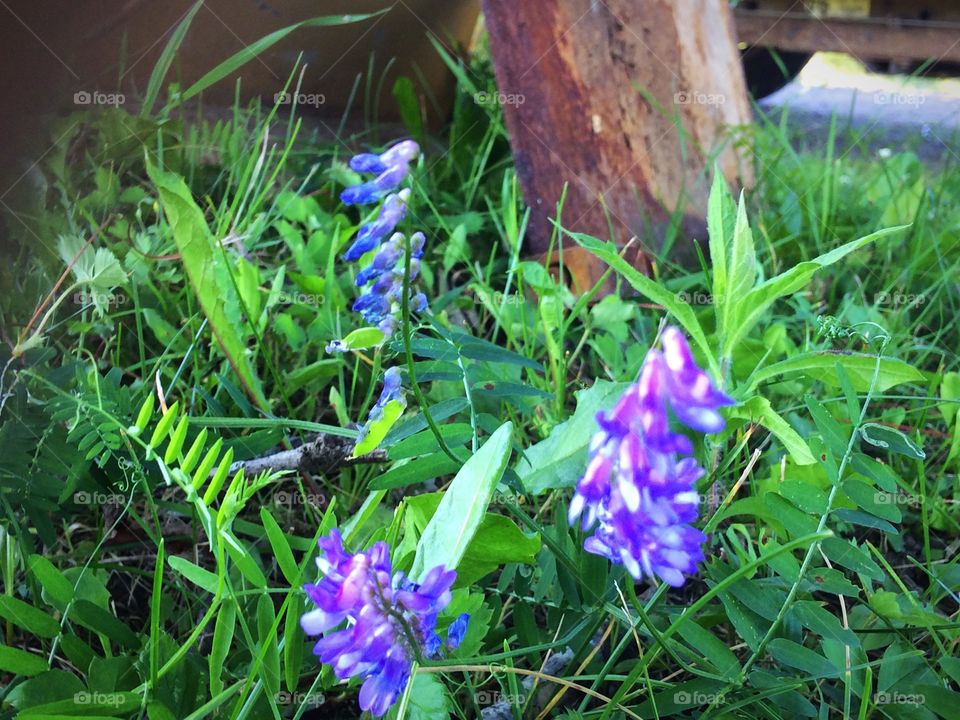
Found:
348,140 -> 420,176
351,231 -> 428,337
447,613 -> 470,650
342,190 -> 410,262
301,529 -> 455,717
660,326 -> 734,432
568,326 -> 731,587
341,140 -> 420,205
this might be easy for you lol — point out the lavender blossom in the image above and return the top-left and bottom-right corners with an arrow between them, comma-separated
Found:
300,529 -> 461,717
569,326 -> 733,587
340,140 -> 420,206
351,231 -> 427,337
342,190 -> 411,262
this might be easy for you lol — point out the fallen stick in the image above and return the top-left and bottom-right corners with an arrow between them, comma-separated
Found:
228,433 -> 388,477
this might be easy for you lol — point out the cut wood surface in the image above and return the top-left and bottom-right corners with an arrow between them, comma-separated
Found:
482,0 -> 752,264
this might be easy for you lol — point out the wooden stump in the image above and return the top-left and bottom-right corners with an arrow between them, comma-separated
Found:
482,0 -> 752,288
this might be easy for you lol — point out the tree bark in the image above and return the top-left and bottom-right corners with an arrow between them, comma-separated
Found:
482,0 -> 752,274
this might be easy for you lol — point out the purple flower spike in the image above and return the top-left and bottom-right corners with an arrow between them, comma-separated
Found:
350,153 -> 388,174
301,528 -> 456,717
342,190 -> 410,261
342,140 -> 420,205
660,327 -> 735,433
568,325 -> 731,586
380,139 -> 420,167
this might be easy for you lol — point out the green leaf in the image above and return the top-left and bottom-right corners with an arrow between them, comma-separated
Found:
768,638 -> 841,678
940,371 -> 960,461
791,601 -> 859,646
209,598 -> 236,696
170,12 -> 387,108
393,673 -> 450,720
516,381 -> 630,492
720,193 -> 757,338
146,160 -> 267,408
141,0 -> 204,115
869,590 -> 903,619
860,423 -> 925,459
57,234 -> 127,290
744,351 -> 924,394
260,508 -> 299,584
256,593 -> 281,696
27,555 -> 73,610
392,76 -> 424,142
569,232 -> 717,375
406,495 -> 540,586
728,396 -> 816,465
721,225 -> 908,356
0,595 -> 60,639
223,531 -> 267,586
411,423 -> 513,581
71,600 -> 140,648
5,670 -> 85,710
707,169 -> 735,326
354,399 -> 405,456
0,646 -> 48,676
340,326 -> 386,351
168,556 -> 219,594
372,453 -> 463,490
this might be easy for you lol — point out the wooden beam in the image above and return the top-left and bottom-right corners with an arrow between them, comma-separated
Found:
482,0 -> 753,266
735,10 -> 960,64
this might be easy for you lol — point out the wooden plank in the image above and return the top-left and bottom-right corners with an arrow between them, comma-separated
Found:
481,0 -> 752,267
736,10 -> 960,64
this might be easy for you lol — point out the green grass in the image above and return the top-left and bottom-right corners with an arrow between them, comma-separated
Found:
0,30 -> 958,720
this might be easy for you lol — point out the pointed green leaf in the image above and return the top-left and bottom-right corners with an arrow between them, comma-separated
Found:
411,423 -> 513,581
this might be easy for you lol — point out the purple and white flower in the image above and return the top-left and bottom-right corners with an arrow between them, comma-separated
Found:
301,529 -> 463,717
569,326 -> 733,586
